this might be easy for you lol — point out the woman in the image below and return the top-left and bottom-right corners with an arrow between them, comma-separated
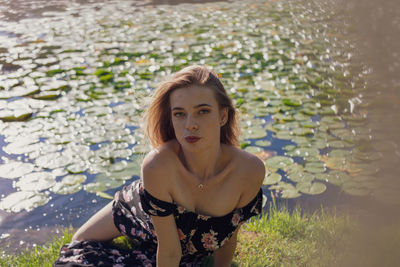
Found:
54,65 -> 265,267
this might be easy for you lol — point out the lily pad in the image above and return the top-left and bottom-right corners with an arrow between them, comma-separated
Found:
51,183 -> 82,195
254,140 -> 272,147
0,161 -> 35,179
341,181 -> 370,196
263,172 -> 282,185
66,162 -> 88,174
315,170 -> 351,185
244,146 -> 263,154
304,161 -> 326,173
296,181 -> 327,195
0,191 -> 49,212
15,172 -> 56,191
287,172 -> 315,183
286,147 -> 319,158
269,182 -> 301,199
62,174 -> 87,185
265,156 -> 294,170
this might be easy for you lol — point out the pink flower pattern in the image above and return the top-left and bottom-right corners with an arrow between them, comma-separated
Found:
201,230 -> 219,251
231,212 -> 242,226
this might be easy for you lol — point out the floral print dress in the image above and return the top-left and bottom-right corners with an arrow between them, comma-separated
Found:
53,179 -> 263,267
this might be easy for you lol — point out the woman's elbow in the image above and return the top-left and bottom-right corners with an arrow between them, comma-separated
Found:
72,229 -> 87,242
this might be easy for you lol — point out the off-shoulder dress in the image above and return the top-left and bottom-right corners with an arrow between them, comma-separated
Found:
53,179 -> 263,267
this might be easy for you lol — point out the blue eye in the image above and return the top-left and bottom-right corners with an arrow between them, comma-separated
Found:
199,109 -> 210,114
173,112 -> 185,117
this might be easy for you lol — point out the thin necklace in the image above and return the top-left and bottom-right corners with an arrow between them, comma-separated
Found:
179,146 -> 206,190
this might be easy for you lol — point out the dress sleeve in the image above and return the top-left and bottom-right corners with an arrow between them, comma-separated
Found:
240,188 -> 263,222
139,185 -> 176,217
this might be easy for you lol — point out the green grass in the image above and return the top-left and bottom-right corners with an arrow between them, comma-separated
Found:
0,207 -> 353,267
0,228 -> 74,267
233,206 -> 353,267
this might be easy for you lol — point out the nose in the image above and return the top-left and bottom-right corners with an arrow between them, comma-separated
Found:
185,115 -> 198,132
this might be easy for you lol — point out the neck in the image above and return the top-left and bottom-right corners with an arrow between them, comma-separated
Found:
180,142 -> 224,183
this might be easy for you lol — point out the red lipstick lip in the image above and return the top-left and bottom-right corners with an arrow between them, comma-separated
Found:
185,136 -> 200,143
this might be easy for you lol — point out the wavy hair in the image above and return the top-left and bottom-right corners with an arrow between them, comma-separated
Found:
145,65 -> 239,148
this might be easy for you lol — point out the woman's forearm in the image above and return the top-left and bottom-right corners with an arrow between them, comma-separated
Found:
213,227 -> 239,267
156,249 -> 181,267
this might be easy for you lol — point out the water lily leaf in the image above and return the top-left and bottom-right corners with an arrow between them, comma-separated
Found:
353,151 -> 383,161
265,156 -> 294,170
31,91 -> 62,100
254,140 -> 271,147
315,170 -> 351,185
263,172 -> 282,185
4,142 -> 41,155
296,181 -> 326,195
328,149 -> 352,158
269,182 -> 301,199
287,172 -> 315,183
283,144 -> 296,151
341,181 -> 370,196
0,161 -> 35,179
319,155 -> 360,173
291,128 -> 314,136
274,130 -> 293,140
35,152 -> 74,169
0,191 -> 49,212
110,149 -> 133,159
244,146 -> 263,154
109,160 -> 128,172
242,128 -> 267,139
62,174 -> 87,185
15,172 -> 56,191
327,140 -> 350,148
96,191 -> 114,199
286,147 -> 319,158
0,86 -> 40,99
0,110 -> 33,122
283,98 -> 301,107
51,183 -> 82,195
66,162 -> 88,174
84,175 -> 124,193
304,161 -> 326,173
84,182 -> 108,193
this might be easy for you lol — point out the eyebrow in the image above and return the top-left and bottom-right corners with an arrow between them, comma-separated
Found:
171,103 -> 212,111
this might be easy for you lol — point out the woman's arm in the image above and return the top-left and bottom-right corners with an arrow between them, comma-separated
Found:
142,150 -> 182,266
212,226 -> 240,267
72,201 -> 121,242
151,215 -> 182,267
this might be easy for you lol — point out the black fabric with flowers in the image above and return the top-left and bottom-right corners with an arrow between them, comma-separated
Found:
53,179 -> 262,267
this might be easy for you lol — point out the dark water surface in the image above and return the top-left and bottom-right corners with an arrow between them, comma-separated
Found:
0,0 -> 399,259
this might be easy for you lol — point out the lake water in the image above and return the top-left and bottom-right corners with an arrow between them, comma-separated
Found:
1,0 -> 399,254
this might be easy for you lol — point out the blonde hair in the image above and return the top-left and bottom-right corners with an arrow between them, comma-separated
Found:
145,65 -> 239,148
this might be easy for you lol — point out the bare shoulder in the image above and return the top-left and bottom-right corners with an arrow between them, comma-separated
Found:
227,146 -> 265,201
141,140 -> 179,202
229,146 -> 265,183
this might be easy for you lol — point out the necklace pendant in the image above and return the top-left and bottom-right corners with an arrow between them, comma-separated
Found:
198,183 -> 204,189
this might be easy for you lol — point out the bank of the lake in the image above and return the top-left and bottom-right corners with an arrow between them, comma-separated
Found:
0,206 -> 354,267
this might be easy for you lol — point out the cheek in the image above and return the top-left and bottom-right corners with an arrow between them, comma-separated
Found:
171,119 -> 183,134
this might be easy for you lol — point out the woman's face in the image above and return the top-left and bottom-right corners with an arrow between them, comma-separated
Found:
169,85 -> 227,152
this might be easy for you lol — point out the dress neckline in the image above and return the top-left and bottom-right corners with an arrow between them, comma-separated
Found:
141,184 -> 262,219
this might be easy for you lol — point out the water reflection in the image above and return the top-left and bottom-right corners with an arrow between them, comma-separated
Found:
0,0 -> 398,259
